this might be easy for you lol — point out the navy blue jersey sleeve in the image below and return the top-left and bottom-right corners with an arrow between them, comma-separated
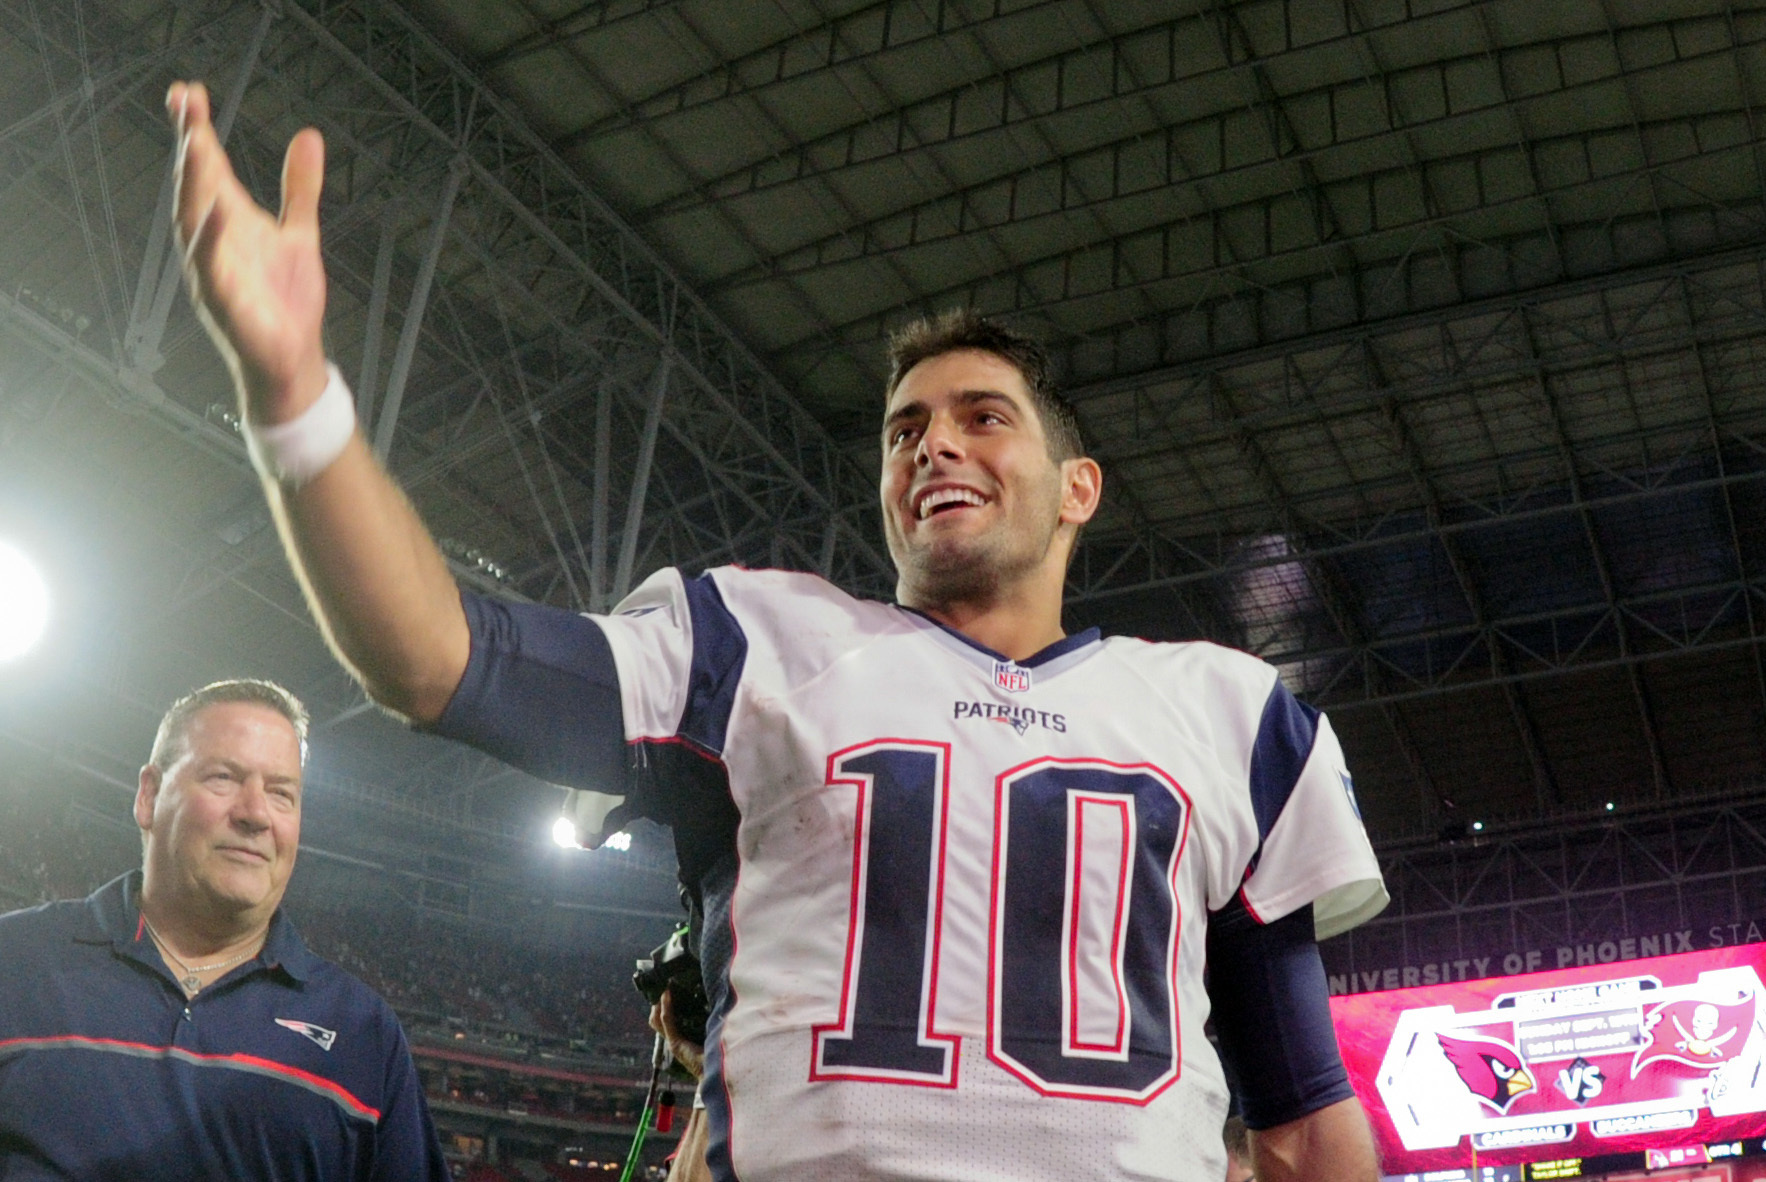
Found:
426,590 -> 631,795
1237,677 -> 1387,937
370,1019 -> 449,1182
1206,898 -> 1353,1130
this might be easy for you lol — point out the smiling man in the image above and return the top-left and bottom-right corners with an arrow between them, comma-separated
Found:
879,325 -> 1099,651
164,78 -> 1388,1182
0,680 -> 448,1180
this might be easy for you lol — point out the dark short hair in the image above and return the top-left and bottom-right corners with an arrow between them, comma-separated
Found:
149,678 -> 309,771
885,308 -> 1085,461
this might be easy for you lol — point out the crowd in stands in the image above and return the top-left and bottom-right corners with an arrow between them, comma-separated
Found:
417,1057 -> 642,1126
0,793 -> 120,907
293,907 -> 650,1057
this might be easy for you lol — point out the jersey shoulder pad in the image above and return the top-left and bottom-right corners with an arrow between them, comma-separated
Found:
1102,636 -> 1279,711
705,567 -> 910,684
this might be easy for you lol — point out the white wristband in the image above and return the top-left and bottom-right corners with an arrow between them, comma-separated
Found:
244,363 -> 357,488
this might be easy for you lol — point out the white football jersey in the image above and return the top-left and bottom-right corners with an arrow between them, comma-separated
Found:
593,567 -> 1386,1182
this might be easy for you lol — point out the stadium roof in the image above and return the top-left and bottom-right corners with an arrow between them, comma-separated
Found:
0,0 -> 1762,866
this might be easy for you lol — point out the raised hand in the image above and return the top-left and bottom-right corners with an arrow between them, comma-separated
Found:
167,81 -> 329,424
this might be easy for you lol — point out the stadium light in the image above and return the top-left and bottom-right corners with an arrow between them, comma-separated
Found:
602,830 -> 632,852
0,541 -> 49,661
551,815 -> 579,849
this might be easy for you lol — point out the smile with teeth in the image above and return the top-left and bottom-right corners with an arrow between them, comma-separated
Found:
917,487 -> 988,519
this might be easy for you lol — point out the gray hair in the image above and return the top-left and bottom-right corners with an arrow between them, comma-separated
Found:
148,678 -> 310,771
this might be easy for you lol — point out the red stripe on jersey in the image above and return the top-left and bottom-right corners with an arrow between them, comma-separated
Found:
630,733 -> 725,764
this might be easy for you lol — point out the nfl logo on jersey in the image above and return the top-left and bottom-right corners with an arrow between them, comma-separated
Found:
992,660 -> 1032,693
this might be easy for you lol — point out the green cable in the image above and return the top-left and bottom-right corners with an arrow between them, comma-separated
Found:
617,1096 -> 652,1182
621,1033 -> 668,1182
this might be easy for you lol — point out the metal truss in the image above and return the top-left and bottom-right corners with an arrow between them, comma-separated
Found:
1,0 -> 897,617
554,0 -> 1072,152
723,34 -> 1764,300
1330,791 -> 1766,974
292,0 -> 891,583
1062,240 -> 1766,718
5,0 -> 1764,776
651,0 -> 1485,217
752,6 -> 1766,375
474,0 -> 686,72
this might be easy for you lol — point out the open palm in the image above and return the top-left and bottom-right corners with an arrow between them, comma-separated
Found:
169,81 -> 329,420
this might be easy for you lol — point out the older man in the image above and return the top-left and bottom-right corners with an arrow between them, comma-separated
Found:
0,679 -> 448,1180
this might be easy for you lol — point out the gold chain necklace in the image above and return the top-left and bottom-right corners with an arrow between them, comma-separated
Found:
142,917 -> 258,995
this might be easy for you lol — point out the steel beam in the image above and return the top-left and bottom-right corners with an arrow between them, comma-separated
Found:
124,3 -> 272,375
355,218 -> 396,423
613,357 -> 669,603
280,0 -> 893,591
372,155 -> 463,459
590,378 -> 613,609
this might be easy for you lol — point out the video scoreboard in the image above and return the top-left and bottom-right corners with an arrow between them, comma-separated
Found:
1330,944 -> 1766,1177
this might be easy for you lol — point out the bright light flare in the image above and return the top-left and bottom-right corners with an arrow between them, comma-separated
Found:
0,541 -> 49,661
551,815 -> 579,849
602,830 -> 632,852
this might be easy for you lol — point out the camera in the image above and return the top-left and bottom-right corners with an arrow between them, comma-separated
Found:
633,925 -> 708,1047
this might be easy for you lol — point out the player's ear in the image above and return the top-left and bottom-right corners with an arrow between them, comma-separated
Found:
1059,456 -> 1101,526
135,764 -> 161,834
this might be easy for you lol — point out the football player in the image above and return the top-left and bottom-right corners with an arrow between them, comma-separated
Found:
166,78 -> 1387,1182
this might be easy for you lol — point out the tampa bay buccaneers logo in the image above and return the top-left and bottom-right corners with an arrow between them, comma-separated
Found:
1631,995 -> 1756,1077
1438,1032 -> 1536,1113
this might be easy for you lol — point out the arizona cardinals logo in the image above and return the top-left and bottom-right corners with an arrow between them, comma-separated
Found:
1438,1032 -> 1535,1112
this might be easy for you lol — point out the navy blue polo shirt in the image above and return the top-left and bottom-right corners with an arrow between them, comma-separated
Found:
0,873 -> 448,1181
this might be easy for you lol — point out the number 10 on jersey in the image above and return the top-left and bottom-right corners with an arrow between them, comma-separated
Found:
809,739 -> 1192,1104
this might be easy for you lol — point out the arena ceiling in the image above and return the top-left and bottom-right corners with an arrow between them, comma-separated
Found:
0,0 -> 1763,878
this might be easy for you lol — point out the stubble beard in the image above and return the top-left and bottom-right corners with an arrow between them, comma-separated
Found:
896,532 -> 1011,609
892,494 -> 1063,613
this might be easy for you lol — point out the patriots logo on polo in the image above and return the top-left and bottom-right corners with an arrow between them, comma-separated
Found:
992,659 -> 1031,693
1438,1031 -> 1535,1112
275,1018 -> 338,1051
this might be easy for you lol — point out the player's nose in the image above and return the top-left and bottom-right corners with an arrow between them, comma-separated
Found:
916,410 -> 964,466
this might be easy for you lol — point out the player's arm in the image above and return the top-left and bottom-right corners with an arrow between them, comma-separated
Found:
167,80 -> 466,723
1206,900 -> 1379,1182
666,1108 -> 712,1182
1249,1096 -> 1377,1182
